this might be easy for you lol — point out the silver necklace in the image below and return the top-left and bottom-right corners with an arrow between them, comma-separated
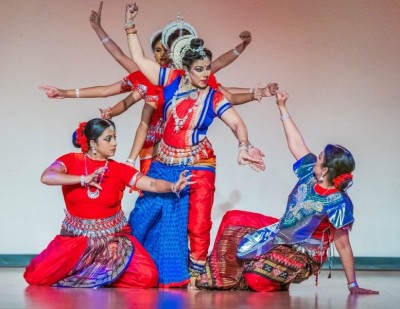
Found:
84,154 -> 108,199
171,88 -> 205,133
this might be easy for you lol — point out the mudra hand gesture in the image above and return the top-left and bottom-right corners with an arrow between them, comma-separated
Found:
89,1 -> 103,30
125,3 -> 138,25
171,170 -> 195,196
239,31 -> 252,48
237,146 -> 265,172
84,166 -> 108,190
39,85 -> 64,99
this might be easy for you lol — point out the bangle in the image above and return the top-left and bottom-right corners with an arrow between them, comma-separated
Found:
75,88 -> 80,98
126,158 -> 136,165
249,88 -> 254,94
171,182 -> 180,198
124,21 -> 135,29
126,28 -> 137,35
101,36 -> 110,44
80,175 -> 86,187
347,282 -> 358,290
232,47 -> 241,56
281,114 -> 291,121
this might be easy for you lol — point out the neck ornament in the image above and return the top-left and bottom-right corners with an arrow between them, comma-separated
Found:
84,154 -> 108,199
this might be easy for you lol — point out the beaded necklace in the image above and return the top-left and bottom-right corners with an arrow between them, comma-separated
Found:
84,154 -> 108,199
171,88 -> 206,133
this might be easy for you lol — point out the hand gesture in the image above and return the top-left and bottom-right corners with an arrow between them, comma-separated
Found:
248,146 -> 266,172
99,107 -> 112,120
170,170 -> 194,197
125,3 -> 138,25
89,1 -> 103,30
276,90 -> 289,107
349,285 -> 379,294
262,83 -> 279,97
39,85 -> 65,99
237,148 -> 265,172
85,166 -> 108,190
239,31 -> 252,48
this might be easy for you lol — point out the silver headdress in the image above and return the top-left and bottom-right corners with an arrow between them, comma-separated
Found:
149,29 -> 162,50
171,35 -> 208,69
161,12 -> 197,49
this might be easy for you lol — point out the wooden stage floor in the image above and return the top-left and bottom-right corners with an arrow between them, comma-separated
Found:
0,268 -> 396,309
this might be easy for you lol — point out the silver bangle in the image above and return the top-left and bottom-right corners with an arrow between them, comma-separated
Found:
347,281 -> 358,290
126,158 -> 136,165
280,114 -> 291,121
75,88 -> 80,98
80,175 -> 85,187
232,47 -> 241,56
101,36 -> 110,44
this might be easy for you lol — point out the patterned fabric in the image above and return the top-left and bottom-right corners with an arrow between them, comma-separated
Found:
128,68 -> 229,286
196,225 -> 256,290
55,235 -> 133,288
243,245 -> 320,286
237,153 -> 354,259
129,162 -> 191,287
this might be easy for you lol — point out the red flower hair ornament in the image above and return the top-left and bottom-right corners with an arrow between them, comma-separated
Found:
332,173 -> 353,190
76,122 -> 88,153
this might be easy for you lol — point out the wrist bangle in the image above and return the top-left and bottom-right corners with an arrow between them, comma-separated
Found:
232,47 -> 241,56
80,175 -> 86,187
280,114 -> 290,121
126,158 -> 136,165
75,88 -> 80,98
171,183 -> 180,198
124,21 -> 135,29
347,282 -> 358,289
126,28 -> 137,35
101,36 -> 110,44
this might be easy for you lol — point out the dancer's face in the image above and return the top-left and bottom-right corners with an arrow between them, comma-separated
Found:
188,58 -> 211,89
153,40 -> 169,66
91,127 -> 117,159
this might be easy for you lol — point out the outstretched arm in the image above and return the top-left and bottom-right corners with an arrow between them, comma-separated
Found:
135,170 -> 192,194
125,102 -> 155,165
334,229 -> 379,294
219,83 -> 278,105
39,80 -> 128,99
90,1 -> 137,72
211,31 -> 252,74
100,91 -> 143,119
125,4 -> 160,84
275,91 -> 310,160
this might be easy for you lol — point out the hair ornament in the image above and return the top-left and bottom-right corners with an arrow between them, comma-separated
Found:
76,122 -> 88,153
171,34 -> 196,69
161,13 -> 197,49
332,173 -> 353,191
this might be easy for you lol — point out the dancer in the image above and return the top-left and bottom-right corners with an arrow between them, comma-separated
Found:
195,91 -> 379,295
24,118 -> 191,288
39,2 -> 273,174
124,4 -> 264,287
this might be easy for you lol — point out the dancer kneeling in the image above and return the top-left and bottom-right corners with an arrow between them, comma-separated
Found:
24,118 -> 191,288
196,92 -> 378,294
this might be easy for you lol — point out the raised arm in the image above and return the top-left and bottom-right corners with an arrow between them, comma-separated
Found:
125,4 -> 160,83
334,229 -> 379,294
39,80 -> 128,99
275,91 -> 310,160
211,31 -> 252,74
89,1 -> 137,72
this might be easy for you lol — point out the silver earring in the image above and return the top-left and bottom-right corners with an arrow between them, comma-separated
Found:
91,146 -> 97,154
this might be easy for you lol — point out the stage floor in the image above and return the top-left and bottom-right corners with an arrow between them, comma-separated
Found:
0,268 -> 396,309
